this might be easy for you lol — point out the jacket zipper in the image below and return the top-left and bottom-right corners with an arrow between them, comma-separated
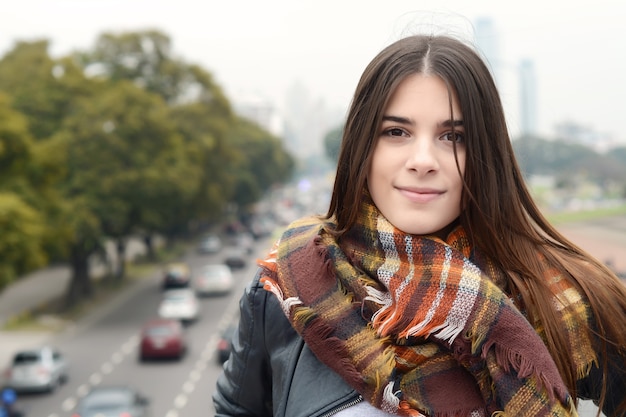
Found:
319,395 -> 364,417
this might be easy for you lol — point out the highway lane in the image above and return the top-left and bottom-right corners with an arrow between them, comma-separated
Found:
15,236 -> 270,417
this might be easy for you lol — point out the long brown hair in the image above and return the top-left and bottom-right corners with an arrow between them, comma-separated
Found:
327,34 -> 626,414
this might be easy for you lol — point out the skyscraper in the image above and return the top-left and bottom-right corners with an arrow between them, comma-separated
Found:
473,17 -> 501,88
519,59 -> 538,136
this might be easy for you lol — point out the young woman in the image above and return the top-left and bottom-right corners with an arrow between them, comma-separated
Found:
213,34 -> 626,417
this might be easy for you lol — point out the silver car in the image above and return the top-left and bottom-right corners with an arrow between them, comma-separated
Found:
74,385 -> 150,417
193,263 -> 235,296
158,288 -> 201,324
3,346 -> 69,393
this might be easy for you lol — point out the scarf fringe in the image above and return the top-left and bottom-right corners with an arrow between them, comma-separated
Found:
301,310 -> 368,392
576,357 -> 598,381
483,341 -> 569,404
260,276 -> 302,316
257,245 -> 278,271
381,382 -> 425,417
369,293 -> 465,345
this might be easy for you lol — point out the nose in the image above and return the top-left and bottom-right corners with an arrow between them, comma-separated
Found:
404,137 -> 439,174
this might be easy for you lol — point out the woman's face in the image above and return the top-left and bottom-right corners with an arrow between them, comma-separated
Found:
367,73 -> 466,238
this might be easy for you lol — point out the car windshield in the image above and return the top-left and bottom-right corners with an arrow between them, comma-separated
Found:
13,352 -> 41,364
145,326 -> 174,336
202,265 -> 229,275
83,390 -> 132,409
164,292 -> 191,302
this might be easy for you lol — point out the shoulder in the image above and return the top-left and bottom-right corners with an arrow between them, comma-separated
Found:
282,215 -> 333,238
275,215 -> 335,250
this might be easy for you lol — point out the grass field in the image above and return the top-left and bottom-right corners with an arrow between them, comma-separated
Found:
546,204 -> 626,225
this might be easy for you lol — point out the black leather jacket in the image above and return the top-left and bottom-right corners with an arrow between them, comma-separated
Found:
213,269 -> 625,416
213,269 -> 361,417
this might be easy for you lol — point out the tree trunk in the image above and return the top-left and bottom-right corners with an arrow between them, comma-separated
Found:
144,234 -> 156,261
115,238 -> 126,280
64,245 -> 94,311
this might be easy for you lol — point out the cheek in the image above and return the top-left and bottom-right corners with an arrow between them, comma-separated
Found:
368,148 -> 386,182
456,149 -> 467,178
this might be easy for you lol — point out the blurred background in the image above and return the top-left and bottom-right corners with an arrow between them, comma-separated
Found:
0,1 -> 624,416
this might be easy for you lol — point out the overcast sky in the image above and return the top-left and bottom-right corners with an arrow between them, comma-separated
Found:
1,0 -> 625,142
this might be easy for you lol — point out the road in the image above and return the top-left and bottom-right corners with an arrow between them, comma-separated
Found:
558,215 -> 626,273
13,237 -> 266,417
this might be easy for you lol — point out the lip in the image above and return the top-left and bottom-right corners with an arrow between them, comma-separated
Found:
396,186 -> 444,203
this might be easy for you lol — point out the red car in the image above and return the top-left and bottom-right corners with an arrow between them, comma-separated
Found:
216,324 -> 237,364
138,319 -> 188,361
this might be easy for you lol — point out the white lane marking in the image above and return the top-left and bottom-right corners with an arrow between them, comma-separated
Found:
89,372 -> 102,385
62,397 -> 77,411
174,393 -> 187,408
182,381 -> 195,394
111,351 -> 124,364
101,361 -> 113,374
77,384 -> 90,396
189,369 -> 202,382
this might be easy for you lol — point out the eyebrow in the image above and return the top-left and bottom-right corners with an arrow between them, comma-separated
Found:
382,115 -> 464,128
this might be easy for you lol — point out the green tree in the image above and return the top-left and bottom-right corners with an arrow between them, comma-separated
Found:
169,102 -> 235,233
323,124 -> 343,165
79,30 -> 233,108
54,80 -> 196,279
0,93 -> 48,288
0,40 -> 93,141
79,30 -> 237,237
227,117 -> 294,218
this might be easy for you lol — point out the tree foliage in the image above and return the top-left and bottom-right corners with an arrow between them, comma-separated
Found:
512,135 -> 626,189
227,117 -> 295,213
323,124 -> 343,165
0,94 -> 47,288
0,40 -> 93,141
0,29 -> 295,309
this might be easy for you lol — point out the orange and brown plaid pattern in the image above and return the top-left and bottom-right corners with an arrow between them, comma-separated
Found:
259,200 -> 593,416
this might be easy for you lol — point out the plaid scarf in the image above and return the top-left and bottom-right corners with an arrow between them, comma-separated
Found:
259,200 -> 595,416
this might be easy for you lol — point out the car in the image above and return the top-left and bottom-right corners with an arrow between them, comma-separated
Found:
193,263 -> 235,296
71,385 -> 150,417
216,324 -> 237,364
161,263 -> 191,290
138,318 -> 188,361
158,288 -> 200,324
223,247 -> 248,269
197,234 -> 222,254
2,346 -> 69,393
231,232 -> 255,255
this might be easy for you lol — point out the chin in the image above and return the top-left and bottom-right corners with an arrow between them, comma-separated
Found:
394,218 -> 460,239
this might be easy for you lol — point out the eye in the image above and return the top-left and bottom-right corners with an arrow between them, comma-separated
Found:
383,127 -> 407,137
440,131 -> 464,143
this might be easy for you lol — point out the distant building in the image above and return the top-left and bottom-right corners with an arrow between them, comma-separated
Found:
230,85 -> 345,162
232,93 -> 284,137
473,17 -> 501,88
554,121 -> 617,152
519,59 -> 538,136
283,81 -> 344,160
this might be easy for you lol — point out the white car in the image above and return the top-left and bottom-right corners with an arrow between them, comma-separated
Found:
3,346 -> 69,393
193,263 -> 234,296
232,232 -> 255,255
197,234 -> 222,254
158,288 -> 200,323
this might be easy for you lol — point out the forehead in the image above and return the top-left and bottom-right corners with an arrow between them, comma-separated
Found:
383,73 -> 461,121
